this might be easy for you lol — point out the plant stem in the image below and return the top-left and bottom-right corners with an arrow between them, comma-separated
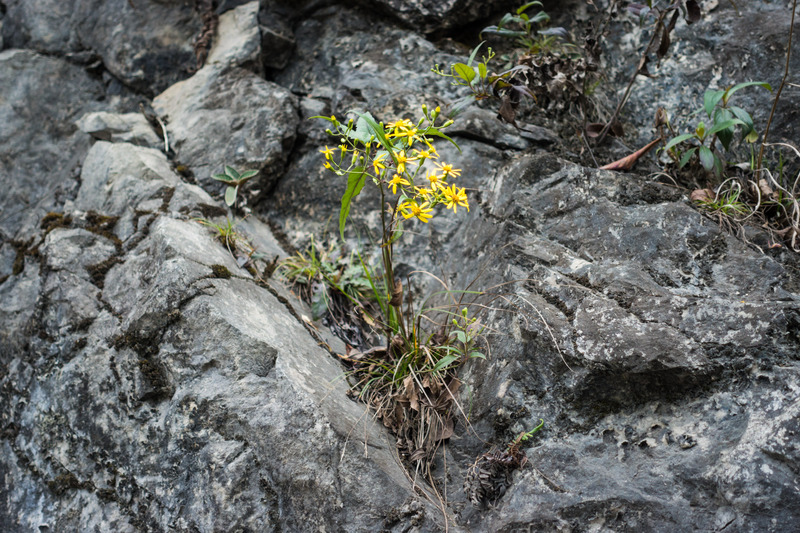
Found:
597,7 -> 668,145
757,0 -> 797,177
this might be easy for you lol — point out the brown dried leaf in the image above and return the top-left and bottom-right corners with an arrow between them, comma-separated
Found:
758,179 -> 775,199
690,188 -> 715,203
586,121 -> 624,138
599,138 -> 662,171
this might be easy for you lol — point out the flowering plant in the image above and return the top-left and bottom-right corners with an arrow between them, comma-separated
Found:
313,106 -> 471,341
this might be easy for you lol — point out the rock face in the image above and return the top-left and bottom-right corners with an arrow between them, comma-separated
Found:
3,1 -> 800,532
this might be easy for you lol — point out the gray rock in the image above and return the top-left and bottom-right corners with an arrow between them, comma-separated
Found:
153,3 -> 298,200
0,49 -> 104,239
76,111 -> 162,148
1,0 -> 200,95
354,0 -> 514,33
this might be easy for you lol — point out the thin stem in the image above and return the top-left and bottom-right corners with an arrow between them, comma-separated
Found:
597,7 -> 668,145
757,0 -> 797,177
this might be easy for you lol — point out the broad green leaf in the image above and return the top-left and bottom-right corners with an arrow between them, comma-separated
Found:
339,166 -> 367,240
453,63 -> 476,84
239,170 -> 258,180
664,133 -> 695,152
707,118 -> 744,136
478,62 -> 487,80
433,354 -> 460,373
529,11 -> 550,24
698,146 -> 715,171
679,147 -> 697,168
357,112 -> 393,155
345,116 -> 372,144
725,81 -> 772,104
212,173 -> 233,182
450,330 -> 468,343
714,108 -> 734,151
745,129 -> 759,143
468,351 -> 486,360
729,105 -> 756,140
703,89 -> 725,118
225,186 -> 236,206
225,166 -> 240,179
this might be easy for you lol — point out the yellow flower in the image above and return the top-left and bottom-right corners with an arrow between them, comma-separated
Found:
386,118 -> 414,135
399,200 -> 433,223
415,186 -> 435,201
416,145 -> 439,161
395,150 -> 417,174
339,144 -> 347,155
434,162 -> 461,179
372,152 -> 388,175
322,162 -> 332,170
387,174 -> 410,194
426,170 -> 444,190
319,145 -> 335,160
442,185 -> 469,213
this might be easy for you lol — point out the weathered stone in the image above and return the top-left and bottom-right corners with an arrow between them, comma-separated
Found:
153,3 -> 298,200
0,49 -> 104,239
76,112 -> 162,148
1,0 -> 200,95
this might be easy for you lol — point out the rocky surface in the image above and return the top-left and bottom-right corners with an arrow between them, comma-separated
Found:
3,1 -> 800,532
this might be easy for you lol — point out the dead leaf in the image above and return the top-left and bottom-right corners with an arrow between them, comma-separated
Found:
586,121 -> 624,138
758,179 -> 775,199
599,138 -> 662,171
690,188 -> 715,202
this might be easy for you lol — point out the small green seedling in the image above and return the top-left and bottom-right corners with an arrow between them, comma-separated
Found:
664,81 -> 772,175
212,165 -> 258,206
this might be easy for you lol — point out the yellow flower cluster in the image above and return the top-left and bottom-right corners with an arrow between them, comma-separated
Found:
318,107 -> 469,224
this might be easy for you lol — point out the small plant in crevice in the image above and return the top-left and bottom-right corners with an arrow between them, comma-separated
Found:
303,105 -> 491,489
278,236 -> 379,349
662,82 -> 772,176
464,419 -> 545,508
211,165 -> 258,207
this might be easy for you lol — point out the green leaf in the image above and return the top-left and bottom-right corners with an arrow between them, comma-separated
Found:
225,166 -> 240,179
345,116 -> 373,144
728,105 -> 756,140
433,354 -> 460,373
725,81 -> 772,104
478,62 -> 487,80
703,89 -> 725,118
707,118 -> 744,137
453,63 -> 476,84
482,27 -> 527,38
714,108 -> 734,151
357,112 -> 393,154
212,173 -> 234,182
517,0 -> 543,14
225,186 -> 236,206
450,330 -> 468,343
698,146 -> 715,171
664,133 -> 696,152
467,41 -> 485,67
679,147 -> 697,168
339,166 -> 367,240
468,351 -> 486,360
239,170 -> 258,180
696,121 -> 706,140
424,127 -> 462,152
745,129 -> 759,143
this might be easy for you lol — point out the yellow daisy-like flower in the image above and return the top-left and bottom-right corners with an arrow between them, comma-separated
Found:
416,145 -> 439,161
339,144 -> 347,155
387,174 -> 410,194
426,170 -> 444,190
399,200 -> 433,223
386,118 -> 414,136
319,145 -> 335,160
442,184 -> 469,213
322,162 -> 332,170
372,152 -> 388,175
415,186 -> 434,200
395,150 -> 417,174
435,162 -> 461,179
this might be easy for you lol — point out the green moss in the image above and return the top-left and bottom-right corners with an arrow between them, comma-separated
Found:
210,264 -> 232,279
85,256 -> 123,289
40,212 -> 73,234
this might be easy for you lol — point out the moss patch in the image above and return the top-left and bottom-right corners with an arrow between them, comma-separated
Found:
210,264 -> 232,279
86,256 -> 124,289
